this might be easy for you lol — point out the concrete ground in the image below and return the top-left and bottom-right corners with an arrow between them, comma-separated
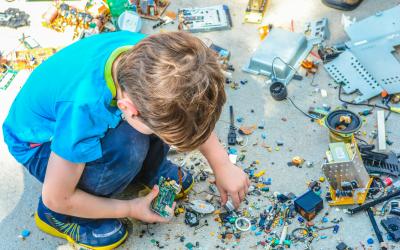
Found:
1,0 -> 400,249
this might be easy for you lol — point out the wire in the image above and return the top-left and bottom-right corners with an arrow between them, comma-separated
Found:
354,136 -> 369,145
287,97 -> 315,119
291,227 -> 309,241
271,56 -> 299,81
383,96 -> 392,121
309,72 -> 318,87
338,83 -> 390,111
270,57 -> 314,119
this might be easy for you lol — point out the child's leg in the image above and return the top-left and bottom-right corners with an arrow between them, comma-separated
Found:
134,136 -> 194,196
25,121 -> 150,196
78,121 -> 150,196
24,121 -> 150,249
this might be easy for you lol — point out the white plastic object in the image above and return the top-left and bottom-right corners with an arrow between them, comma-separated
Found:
118,11 -> 142,32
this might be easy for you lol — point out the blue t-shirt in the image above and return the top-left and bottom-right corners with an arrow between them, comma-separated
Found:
3,31 -> 146,164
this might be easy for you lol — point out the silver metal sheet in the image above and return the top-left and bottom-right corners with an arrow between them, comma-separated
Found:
242,28 -> 314,85
324,50 -> 381,103
324,5 -> 400,101
304,18 -> 329,44
322,146 -> 370,190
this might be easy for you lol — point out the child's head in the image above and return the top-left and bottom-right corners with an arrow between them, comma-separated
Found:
116,32 -> 226,152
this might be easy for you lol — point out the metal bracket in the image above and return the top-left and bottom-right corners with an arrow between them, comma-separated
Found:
324,5 -> 400,103
243,28 -> 317,85
304,17 -> 329,44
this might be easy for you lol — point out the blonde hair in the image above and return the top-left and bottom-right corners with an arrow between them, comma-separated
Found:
117,32 -> 226,151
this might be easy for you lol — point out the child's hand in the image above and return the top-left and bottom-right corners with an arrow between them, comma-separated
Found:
129,185 -> 176,223
214,163 -> 250,209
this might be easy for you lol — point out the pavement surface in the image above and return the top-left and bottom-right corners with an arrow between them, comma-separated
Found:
1,0 -> 400,249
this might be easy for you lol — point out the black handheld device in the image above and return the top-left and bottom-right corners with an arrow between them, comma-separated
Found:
227,105 -> 237,145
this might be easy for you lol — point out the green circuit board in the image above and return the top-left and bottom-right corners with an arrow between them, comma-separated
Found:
151,177 -> 181,218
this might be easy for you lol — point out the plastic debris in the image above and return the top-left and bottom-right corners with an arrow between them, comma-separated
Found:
19,229 -> 30,240
190,200 -> 215,214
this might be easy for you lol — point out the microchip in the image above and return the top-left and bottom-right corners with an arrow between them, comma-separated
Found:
151,177 -> 181,218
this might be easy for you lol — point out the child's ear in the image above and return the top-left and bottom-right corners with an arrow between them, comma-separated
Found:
117,99 -> 139,116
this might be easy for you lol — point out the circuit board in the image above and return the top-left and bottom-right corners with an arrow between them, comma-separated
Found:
244,0 -> 268,23
151,177 -> 181,218
0,69 -> 17,91
178,5 -> 232,33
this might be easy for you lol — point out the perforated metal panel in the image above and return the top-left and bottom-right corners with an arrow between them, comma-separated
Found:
325,51 -> 381,104
324,5 -> 400,102
322,145 -> 370,190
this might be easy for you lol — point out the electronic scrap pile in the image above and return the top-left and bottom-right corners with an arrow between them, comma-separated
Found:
2,1 -> 400,250
151,177 -> 181,218
42,0 -> 114,39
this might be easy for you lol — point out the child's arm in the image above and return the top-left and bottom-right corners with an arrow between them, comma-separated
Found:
42,151 -> 172,222
199,132 -> 250,209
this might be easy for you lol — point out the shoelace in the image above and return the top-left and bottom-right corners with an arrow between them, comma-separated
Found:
48,214 -> 80,242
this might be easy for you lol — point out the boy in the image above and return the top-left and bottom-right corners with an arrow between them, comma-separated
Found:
2,31 -> 250,249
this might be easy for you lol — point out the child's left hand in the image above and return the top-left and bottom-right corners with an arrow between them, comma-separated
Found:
214,163 -> 250,209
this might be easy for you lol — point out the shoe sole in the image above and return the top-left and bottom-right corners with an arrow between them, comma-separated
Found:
34,213 -> 128,250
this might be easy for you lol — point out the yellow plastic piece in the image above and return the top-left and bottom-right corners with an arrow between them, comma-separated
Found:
390,107 -> 400,113
254,170 -> 265,178
258,25 -> 271,40
256,183 -> 266,189
244,0 -> 269,23
319,177 -> 325,182
176,207 -> 185,214
327,178 -> 373,206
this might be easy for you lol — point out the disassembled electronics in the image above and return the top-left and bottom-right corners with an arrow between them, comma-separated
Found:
348,189 -> 400,215
304,18 -> 329,44
244,0 -> 268,24
381,216 -> 400,242
322,140 -> 372,206
224,200 -> 236,213
0,8 -> 30,29
367,208 -> 387,249
358,144 -> 400,177
324,5 -> 400,103
0,68 -> 17,91
189,200 -> 215,214
178,5 -> 232,33
42,1 -> 113,39
19,34 -> 41,49
235,217 -> 251,231
227,105 -> 237,146
151,177 -> 181,218
294,190 -> 323,221
389,200 -> 400,216
324,110 -> 361,143
184,210 -> 199,227
107,0 -> 170,20
243,28 -> 318,85
1,48 -> 58,71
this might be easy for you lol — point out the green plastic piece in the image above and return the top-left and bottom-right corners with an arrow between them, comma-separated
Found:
150,177 -> 181,218
261,187 -> 270,192
185,242 -> 194,250
0,70 -> 17,91
106,0 -> 128,17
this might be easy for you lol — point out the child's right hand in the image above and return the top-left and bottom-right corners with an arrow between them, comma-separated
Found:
128,185 -> 176,223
